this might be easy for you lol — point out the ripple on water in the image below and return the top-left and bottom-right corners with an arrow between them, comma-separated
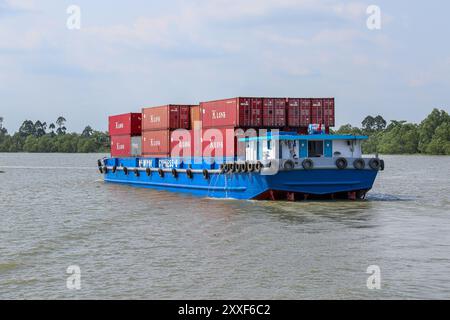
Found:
0,153 -> 449,299
0,261 -> 21,272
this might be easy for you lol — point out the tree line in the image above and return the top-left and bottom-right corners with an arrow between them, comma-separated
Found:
0,109 -> 449,154
333,108 -> 450,155
0,116 -> 110,153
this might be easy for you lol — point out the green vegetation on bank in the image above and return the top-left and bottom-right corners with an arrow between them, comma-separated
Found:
333,108 -> 450,155
0,109 -> 449,154
0,116 -> 110,153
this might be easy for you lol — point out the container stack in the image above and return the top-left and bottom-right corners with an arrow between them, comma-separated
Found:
108,96 -> 335,159
141,105 -> 194,157
199,97 -> 263,159
108,113 -> 142,157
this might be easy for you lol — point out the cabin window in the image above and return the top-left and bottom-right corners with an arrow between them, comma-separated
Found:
308,141 -> 324,157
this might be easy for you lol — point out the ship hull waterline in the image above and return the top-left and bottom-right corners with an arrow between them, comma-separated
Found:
102,165 -> 379,201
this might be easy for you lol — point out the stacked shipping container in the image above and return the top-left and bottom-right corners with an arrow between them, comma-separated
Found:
262,98 -> 286,127
109,97 -> 335,158
200,97 -> 263,129
108,113 -> 142,157
199,97 -> 263,158
141,105 -> 194,157
286,98 -> 311,127
322,98 -> 335,127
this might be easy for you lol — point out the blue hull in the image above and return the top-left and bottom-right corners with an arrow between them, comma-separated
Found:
102,157 -> 379,200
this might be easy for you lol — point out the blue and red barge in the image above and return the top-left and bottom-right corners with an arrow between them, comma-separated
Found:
99,133 -> 384,201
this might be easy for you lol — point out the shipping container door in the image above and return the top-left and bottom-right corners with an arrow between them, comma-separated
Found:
311,99 -> 323,125
251,98 -> 263,127
287,99 -> 300,127
323,98 -> 335,127
300,99 -> 312,126
131,136 -> 142,156
264,98 -> 285,127
179,106 -> 191,129
275,98 -> 286,127
238,98 -> 251,127
169,106 -> 180,129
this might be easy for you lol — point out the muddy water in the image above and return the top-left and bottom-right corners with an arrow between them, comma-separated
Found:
0,153 -> 449,299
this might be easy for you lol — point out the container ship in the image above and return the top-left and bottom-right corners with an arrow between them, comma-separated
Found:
98,97 -> 384,201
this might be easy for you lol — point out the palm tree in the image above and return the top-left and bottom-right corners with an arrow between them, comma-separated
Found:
56,116 -> 67,135
82,125 -> 93,137
0,116 -> 6,135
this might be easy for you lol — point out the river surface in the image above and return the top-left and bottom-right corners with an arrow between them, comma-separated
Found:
0,153 -> 449,299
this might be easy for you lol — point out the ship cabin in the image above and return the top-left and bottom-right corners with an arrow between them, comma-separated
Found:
240,133 -> 372,170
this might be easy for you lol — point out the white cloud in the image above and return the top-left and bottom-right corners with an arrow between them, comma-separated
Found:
331,2 -> 368,20
4,0 -> 36,11
85,16 -> 174,48
0,28 -> 42,50
312,28 -> 363,44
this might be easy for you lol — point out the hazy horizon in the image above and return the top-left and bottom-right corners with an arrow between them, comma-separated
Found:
1,0 -> 449,133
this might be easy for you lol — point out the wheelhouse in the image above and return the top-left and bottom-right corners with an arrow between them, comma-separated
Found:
240,133 -> 368,162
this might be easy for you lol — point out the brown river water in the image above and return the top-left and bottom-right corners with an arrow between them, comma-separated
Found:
0,153 -> 449,299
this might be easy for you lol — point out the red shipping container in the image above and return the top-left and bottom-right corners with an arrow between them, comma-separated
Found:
263,98 -> 286,127
142,130 -> 170,156
142,105 -> 192,131
202,127 -> 244,158
311,98 -> 324,125
109,113 -> 142,136
286,98 -> 300,127
170,129 -> 202,158
200,97 -> 263,129
286,98 -> 311,127
110,135 -> 141,157
300,98 -> 312,126
323,98 -> 335,127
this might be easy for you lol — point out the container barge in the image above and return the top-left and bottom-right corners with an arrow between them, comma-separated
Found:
99,97 -> 384,201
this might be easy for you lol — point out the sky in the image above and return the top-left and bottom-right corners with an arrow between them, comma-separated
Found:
0,0 -> 449,132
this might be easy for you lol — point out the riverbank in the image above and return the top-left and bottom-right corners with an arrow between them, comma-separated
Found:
334,109 -> 450,155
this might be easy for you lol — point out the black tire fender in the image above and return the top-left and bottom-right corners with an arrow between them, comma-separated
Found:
369,158 -> 381,170
302,159 -> 314,170
283,159 -> 295,170
335,157 -> 348,170
353,159 -> 365,170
